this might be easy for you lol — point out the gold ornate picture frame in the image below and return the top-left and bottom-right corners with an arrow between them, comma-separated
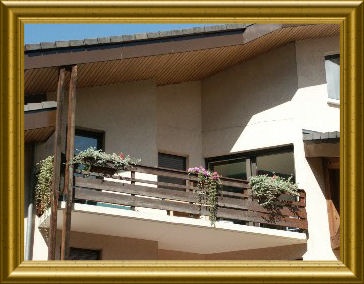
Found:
0,1 -> 363,283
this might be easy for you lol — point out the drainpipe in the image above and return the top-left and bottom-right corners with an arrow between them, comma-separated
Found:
25,143 -> 35,260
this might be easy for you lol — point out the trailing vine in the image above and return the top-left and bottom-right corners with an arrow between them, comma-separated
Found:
188,167 -> 222,227
249,174 -> 300,223
34,155 -> 54,216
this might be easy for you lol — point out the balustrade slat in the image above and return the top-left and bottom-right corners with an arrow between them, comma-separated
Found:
133,165 -> 248,189
75,187 -> 202,215
75,177 -> 197,203
73,164 -> 307,230
215,207 -> 307,229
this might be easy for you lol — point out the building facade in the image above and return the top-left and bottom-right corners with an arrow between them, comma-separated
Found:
24,24 -> 340,261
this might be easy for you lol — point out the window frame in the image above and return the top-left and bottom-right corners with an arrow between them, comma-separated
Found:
324,53 -> 340,103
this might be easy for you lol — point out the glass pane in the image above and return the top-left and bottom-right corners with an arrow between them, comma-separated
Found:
256,152 -> 295,179
211,160 -> 247,180
75,135 -> 99,154
209,159 -> 247,193
325,55 -> 340,100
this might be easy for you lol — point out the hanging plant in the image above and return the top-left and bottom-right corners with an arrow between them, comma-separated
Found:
249,174 -> 300,223
188,166 -> 222,227
70,147 -> 141,176
34,155 -> 54,216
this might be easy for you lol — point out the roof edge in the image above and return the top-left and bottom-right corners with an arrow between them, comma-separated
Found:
25,24 -> 252,52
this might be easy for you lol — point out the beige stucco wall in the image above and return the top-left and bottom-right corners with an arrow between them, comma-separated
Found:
293,35 -> 340,261
206,243 -> 306,260
75,80 -> 157,166
156,81 -> 203,167
294,36 -> 340,132
74,79 -> 206,167
159,243 -> 306,260
32,227 -> 305,260
31,216 -> 50,260
24,143 -> 33,258
55,231 -> 158,260
201,37 -> 340,260
202,43 -> 299,157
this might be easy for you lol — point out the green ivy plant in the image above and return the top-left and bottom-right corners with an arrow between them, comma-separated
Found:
33,149 -> 141,216
188,166 -> 222,227
34,155 -> 54,216
249,174 -> 300,223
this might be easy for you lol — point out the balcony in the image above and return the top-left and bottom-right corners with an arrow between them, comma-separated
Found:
72,165 -> 307,230
37,165 -> 307,257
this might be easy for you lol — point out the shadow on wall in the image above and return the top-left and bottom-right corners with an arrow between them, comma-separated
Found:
201,43 -> 299,155
295,36 -> 339,89
306,157 -> 326,196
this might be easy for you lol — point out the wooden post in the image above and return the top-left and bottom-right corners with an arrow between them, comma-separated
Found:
61,65 -> 78,260
48,68 -> 66,260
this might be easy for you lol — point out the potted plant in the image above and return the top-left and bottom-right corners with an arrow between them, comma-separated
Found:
249,174 -> 300,222
188,166 -> 222,227
34,155 -> 53,216
71,147 -> 140,177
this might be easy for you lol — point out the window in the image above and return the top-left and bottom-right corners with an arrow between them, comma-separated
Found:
69,247 -> 101,260
325,54 -> 340,101
207,146 -> 295,181
209,158 -> 247,180
207,146 -> 295,226
208,158 -> 247,193
256,151 -> 295,180
158,153 -> 186,186
74,128 -> 104,205
75,128 -> 104,154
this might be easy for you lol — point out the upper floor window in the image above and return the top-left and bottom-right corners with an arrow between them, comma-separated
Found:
206,146 -> 295,183
158,152 -> 187,186
256,151 -> 295,180
75,128 -> 104,154
325,54 -> 340,101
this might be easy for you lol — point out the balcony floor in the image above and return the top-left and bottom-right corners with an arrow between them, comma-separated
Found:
39,202 -> 306,254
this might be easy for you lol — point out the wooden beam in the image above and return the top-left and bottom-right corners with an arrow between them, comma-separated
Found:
61,65 -> 77,260
48,67 -> 66,260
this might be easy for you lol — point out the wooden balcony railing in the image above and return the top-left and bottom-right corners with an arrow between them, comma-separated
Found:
73,165 -> 307,231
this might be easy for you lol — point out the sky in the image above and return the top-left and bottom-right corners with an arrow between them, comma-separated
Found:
24,24 -> 216,44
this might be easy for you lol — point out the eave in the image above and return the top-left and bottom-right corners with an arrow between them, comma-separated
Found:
24,102 -> 57,143
25,23 -> 339,95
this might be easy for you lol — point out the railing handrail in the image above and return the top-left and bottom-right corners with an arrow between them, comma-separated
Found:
73,164 -> 307,230
132,164 -> 250,189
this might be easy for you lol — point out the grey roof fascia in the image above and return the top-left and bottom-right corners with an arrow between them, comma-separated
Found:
302,129 -> 340,143
24,24 -> 251,53
24,101 -> 57,112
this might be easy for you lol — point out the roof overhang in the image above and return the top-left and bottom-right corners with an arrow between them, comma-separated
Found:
303,129 -> 340,158
24,102 -> 57,143
25,23 -> 339,95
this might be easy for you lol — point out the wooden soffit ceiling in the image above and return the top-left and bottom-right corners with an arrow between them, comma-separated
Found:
25,24 -> 339,96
